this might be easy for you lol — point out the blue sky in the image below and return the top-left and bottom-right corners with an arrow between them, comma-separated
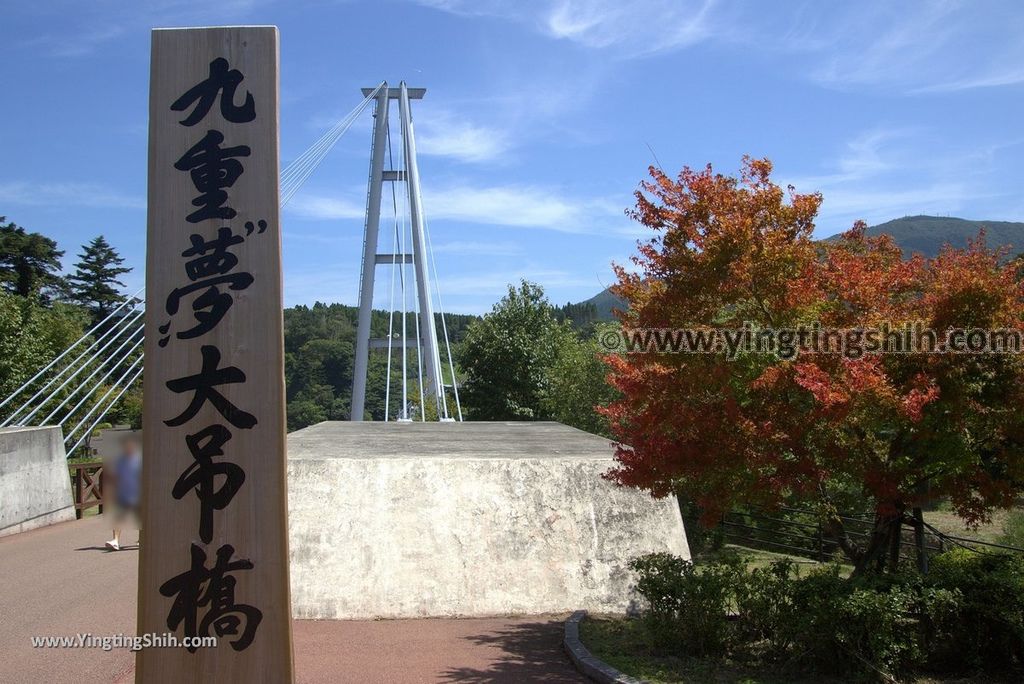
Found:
2,1 -> 1023,314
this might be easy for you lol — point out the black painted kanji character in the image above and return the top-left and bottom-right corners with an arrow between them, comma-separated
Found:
172,425 -> 245,543
159,226 -> 253,343
171,57 -> 256,127
174,130 -> 251,223
165,345 -> 257,429
159,543 -> 263,652
183,226 -> 244,279
163,273 -> 254,342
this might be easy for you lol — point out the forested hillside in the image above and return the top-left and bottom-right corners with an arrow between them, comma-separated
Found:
284,302 -> 477,428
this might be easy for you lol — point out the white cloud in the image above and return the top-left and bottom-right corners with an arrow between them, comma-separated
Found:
911,68 -> 1024,94
794,2 -> 1024,94
417,1 -> 1024,94
0,181 -> 143,210
288,182 -> 626,234
416,0 -> 722,57
782,127 -> 1001,235
543,0 -> 717,55
424,183 -> 621,232
416,113 -> 511,163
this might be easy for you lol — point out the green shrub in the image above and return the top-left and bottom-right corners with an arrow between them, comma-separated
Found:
779,564 -> 849,671
835,583 -> 924,677
629,553 -> 739,657
734,558 -> 798,658
629,551 -> 1022,680
928,549 -> 1024,672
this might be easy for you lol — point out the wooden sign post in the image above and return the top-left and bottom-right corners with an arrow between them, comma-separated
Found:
138,26 -> 294,683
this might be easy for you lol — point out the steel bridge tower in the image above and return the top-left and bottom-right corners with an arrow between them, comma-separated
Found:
350,82 -> 447,421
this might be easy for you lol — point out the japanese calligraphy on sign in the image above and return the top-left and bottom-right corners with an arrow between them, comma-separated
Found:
139,27 -> 293,683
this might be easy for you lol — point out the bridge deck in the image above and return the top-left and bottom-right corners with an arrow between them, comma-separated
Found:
0,514 -> 584,683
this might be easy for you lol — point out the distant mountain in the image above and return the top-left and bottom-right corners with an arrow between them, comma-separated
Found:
825,215 -> 1024,258
574,215 -> 1024,321
579,287 -> 626,321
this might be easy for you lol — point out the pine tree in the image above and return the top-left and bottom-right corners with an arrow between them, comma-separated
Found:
67,235 -> 131,325
0,217 -> 67,302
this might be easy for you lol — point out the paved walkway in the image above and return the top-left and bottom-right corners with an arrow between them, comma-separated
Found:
0,515 -> 585,683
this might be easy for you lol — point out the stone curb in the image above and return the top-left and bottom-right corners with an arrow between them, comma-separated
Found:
563,610 -> 647,684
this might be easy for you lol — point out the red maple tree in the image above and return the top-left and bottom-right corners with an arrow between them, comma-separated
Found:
603,157 -> 1024,574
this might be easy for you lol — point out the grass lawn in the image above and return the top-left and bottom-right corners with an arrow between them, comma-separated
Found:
694,544 -> 854,577
694,544 -> 820,570
921,505 -> 1010,545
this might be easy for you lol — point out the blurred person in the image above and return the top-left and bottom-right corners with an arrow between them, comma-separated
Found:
104,434 -> 141,551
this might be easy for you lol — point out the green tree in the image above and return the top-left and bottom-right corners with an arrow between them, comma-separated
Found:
459,280 -> 576,420
287,396 -> 330,431
0,217 -> 66,301
542,322 -> 619,437
604,158 -> 1024,575
0,291 -> 87,410
109,385 -> 143,430
67,235 -> 131,325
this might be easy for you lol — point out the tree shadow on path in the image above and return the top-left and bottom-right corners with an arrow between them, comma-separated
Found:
438,619 -> 585,683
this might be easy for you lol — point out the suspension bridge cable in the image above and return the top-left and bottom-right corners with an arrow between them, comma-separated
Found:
416,156 -> 460,420
64,358 -> 144,455
278,81 -> 383,193
384,219 -> 399,422
280,118 -> 354,200
280,114 -> 353,188
281,79 -> 383,184
2,305 -> 144,427
10,310 -> 144,426
51,334 -> 145,434
36,324 -> 145,426
422,216 -> 463,422
411,261 -> 426,422
0,287 -> 143,413
65,365 -> 144,458
280,82 -> 385,206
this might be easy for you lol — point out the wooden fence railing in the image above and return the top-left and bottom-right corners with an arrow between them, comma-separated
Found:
69,461 -> 103,519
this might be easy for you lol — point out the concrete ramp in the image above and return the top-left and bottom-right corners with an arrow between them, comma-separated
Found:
0,426 -> 75,537
287,421 -> 689,619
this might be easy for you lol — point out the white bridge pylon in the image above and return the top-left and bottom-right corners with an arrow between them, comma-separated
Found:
351,82 -> 462,423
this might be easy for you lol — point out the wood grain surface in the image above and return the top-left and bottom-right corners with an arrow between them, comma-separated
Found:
138,26 -> 293,683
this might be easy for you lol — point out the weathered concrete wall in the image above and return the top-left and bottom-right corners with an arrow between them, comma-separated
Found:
287,422 -> 689,619
0,426 -> 75,537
